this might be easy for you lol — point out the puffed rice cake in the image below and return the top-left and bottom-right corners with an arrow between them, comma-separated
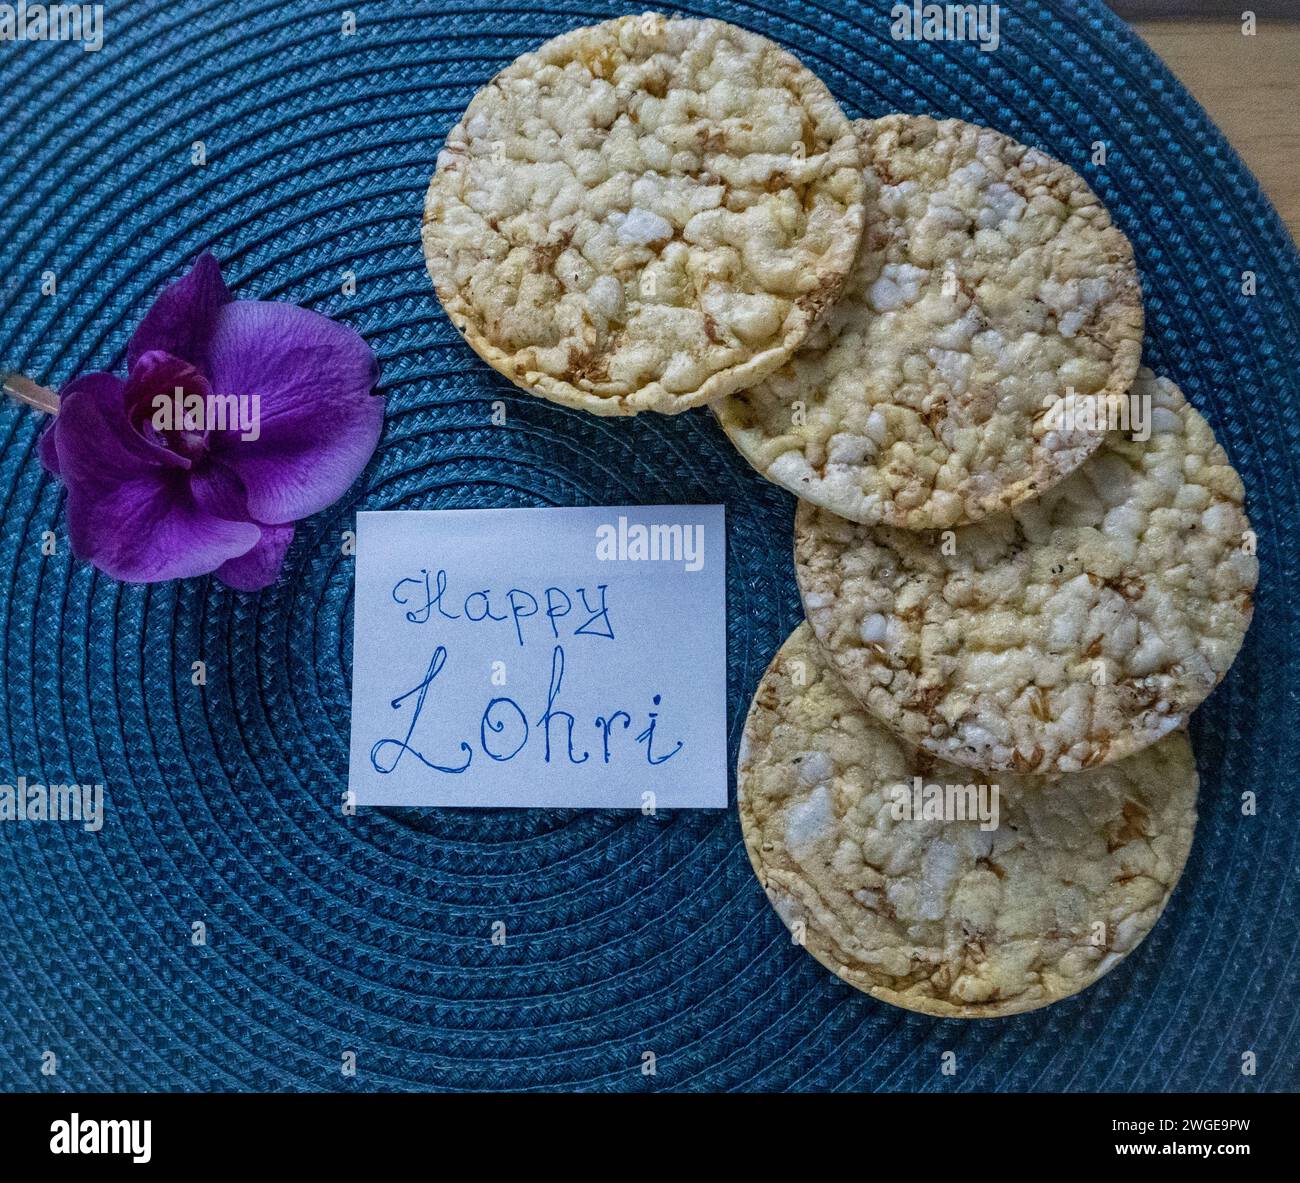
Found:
739,622 -> 1198,1017
717,114 -> 1143,526
795,370 -> 1257,774
423,13 -> 866,415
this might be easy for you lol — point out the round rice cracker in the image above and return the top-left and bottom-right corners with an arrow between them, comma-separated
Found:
796,370 -> 1258,775
422,13 -> 866,416
739,623 -> 1199,1018
716,114 -> 1144,527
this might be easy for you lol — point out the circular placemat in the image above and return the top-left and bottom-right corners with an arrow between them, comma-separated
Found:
0,0 -> 1296,1091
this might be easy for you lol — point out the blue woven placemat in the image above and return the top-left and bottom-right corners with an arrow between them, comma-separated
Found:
1,0 -> 1296,1092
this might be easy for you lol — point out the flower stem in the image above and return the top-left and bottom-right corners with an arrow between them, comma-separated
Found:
3,373 -> 59,415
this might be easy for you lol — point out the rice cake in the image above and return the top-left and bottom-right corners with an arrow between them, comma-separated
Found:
795,370 -> 1257,773
738,622 -> 1199,1018
422,13 -> 866,415
717,114 -> 1143,525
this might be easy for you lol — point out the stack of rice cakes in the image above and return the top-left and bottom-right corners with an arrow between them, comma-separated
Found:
422,12 -> 1257,1017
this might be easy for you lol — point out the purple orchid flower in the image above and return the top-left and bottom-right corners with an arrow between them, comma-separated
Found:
38,253 -> 382,591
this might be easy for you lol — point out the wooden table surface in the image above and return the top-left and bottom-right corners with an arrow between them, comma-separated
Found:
1133,19 -> 1299,240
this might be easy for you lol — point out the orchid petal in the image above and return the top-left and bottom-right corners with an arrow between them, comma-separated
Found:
189,455 -> 250,522
38,421 -> 60,474
44,367 -> 258,581
204,300 -> 382,523
65,467 -> 260,583
41,371 -> 173,479
216,521 -> 294,591
37,372 -> 125,475
127,252 -> 231,374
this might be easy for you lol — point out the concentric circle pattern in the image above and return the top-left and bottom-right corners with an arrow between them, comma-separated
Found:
0,1 -> 1296,1092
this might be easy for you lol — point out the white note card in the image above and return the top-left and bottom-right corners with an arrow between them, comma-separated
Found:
348,506 -> 728,809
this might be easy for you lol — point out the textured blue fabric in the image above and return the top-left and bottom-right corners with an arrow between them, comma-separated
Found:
0,0 -> 1296,1093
